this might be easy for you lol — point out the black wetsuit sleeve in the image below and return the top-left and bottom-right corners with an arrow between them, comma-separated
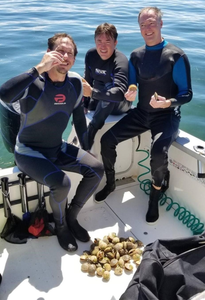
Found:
72,98 -> 88,150
83,97 -> 90,110
171,54 -> 193,107
0,67 -> 39,104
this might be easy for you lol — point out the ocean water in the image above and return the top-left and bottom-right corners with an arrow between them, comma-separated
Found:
0,0 -> 204,168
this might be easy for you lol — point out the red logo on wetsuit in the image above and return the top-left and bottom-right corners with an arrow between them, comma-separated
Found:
54,94 -> 66,103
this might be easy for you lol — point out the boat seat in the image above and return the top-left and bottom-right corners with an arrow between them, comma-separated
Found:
173,130 -> 205,178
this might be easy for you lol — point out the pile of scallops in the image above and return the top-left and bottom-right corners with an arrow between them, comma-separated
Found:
80,232 -> 144,281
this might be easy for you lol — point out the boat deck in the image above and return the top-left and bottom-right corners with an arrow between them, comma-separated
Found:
0,179 -> 192,300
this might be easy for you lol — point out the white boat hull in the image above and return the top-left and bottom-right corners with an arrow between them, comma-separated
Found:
0,112 -> 205,300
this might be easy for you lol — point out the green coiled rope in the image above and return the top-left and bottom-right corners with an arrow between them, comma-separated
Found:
136,149 -> 204,235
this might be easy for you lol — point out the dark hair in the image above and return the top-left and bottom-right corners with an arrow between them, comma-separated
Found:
47,33 -> 78,56
138,7 -> 163,23
94,23 -> 118,41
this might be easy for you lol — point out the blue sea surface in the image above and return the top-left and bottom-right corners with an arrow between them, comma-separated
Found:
0,0 -> 205,168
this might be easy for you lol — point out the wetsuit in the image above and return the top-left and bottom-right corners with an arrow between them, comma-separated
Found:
0,67 -> 104,224
100,40 -> 192,187
83,48 -> 132,149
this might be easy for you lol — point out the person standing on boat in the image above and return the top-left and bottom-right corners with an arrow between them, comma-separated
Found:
95,7 -> 192,224
82,23 -> 132,150
0,33 -> 104,251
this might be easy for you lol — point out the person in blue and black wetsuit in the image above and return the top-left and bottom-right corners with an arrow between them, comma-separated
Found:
0,33 -> 104,251
95,7 -> 193,224
82,23 -> 132,150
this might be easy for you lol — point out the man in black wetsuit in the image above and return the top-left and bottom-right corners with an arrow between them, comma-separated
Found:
0,33 -> 104,251
82,23 -> 132,150
95,7 -> 193,224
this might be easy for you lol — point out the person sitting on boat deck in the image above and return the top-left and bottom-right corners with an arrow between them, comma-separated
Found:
82,23 -> 132,150
95,7 -> 193,224
0,33 -> 104,252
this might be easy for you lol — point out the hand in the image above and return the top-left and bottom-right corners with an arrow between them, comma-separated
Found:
149,93 -> 171,109
35,46 -> 65,74
124,89 -> 137,102
82,78 -> 93,97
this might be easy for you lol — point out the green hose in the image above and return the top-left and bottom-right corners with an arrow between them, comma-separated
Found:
136,149 -> 204,235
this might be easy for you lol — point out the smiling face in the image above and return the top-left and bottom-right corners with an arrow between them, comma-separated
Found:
52,37 -> 76,74
95,33 -> 117,60
139,9 -> 163,46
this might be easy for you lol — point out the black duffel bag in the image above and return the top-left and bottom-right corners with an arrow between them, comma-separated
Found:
120,232 -> 205,300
